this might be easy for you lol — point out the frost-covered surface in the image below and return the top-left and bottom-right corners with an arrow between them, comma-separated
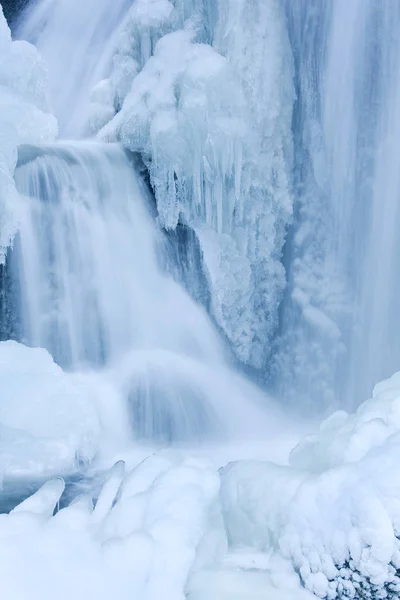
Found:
96,0 -> 294,368
0,5 -> 57,261
221,371 -> 400,599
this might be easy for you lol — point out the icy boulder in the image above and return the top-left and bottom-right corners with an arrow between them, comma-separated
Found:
98,0 -> 294,369
0,341 -> 130,477
0,453 -> 219,600
0,4 -> 57,261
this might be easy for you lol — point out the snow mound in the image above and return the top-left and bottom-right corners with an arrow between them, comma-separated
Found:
0,6 -> 57,261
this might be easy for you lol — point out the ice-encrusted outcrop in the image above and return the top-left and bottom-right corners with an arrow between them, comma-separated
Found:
96,0 -> 295,369
221,372 -> 400,599
0,5 -> 57,261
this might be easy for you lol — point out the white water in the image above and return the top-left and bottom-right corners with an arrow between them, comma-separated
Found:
14,140 -> 278,442
14,142 -> 222,369
17,0 -> 131,137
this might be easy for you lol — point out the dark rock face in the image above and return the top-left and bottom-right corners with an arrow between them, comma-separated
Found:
2,0 -> 29,26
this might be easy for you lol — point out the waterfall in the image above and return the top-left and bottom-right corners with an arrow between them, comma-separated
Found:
14,141 -> 223,369
12,0 -> 400,415
8,135 -> 275,445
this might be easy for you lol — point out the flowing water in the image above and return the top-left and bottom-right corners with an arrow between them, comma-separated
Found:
13,139 -> 277,444
17,0 -> 131,137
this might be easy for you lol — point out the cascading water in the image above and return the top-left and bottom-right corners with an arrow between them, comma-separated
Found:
17,0 -> 131,137
14,142 -> 223,370
9,130 -> 273,444
1,0 -> 288,448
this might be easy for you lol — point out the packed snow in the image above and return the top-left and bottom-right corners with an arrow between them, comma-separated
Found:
221,374 -> 400,599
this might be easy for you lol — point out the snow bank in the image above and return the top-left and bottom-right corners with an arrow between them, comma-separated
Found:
221,371 -> 400,599
0,5 -> 57,261
96,0 -> 294,369
0,452 -> 219,600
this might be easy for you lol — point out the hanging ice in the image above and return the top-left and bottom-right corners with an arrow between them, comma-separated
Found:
96,0 -> 295,369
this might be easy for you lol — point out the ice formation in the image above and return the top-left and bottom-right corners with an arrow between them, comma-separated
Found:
92,0 -> 400,409
0,452 -> 220,600
0,5 -> 56,260
97,0 -> 295,369
221,372 -> 400,599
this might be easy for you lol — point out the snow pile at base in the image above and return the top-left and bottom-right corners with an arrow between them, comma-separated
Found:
0,453 -> 219,600
96,0 -> 294,369
0,341 -> 130,477
5,347 -> 400,598
0,5 -> 57,261
220,371 -> 400,599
